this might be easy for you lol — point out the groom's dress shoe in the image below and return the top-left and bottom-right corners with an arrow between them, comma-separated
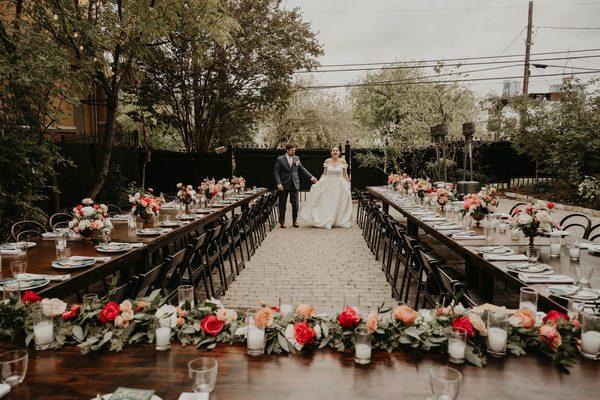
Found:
279,223 -> 286,228
293,222 -> 300,228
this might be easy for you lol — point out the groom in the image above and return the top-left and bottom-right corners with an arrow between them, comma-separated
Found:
274,144 -> 317,228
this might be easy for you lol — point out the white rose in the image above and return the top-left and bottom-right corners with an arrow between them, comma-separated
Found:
176,183 -> 182,188
155,304 -> 178,327
418,309 -> 434,322
135,192 -> 141,199
453,304 -> 466,315
234,326 -> 248,337
82,198 -> 93,205
81,206 -> 95,217
537,210 -> 550,223
284,323 -> 302,350
78,220 -> 90,231
41,298 -> 67,317
68,219 -> 77,229
314,324 -> 322,340
517,214 -> 533,225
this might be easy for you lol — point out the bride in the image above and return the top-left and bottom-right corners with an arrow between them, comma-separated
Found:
299,146 -> 352,229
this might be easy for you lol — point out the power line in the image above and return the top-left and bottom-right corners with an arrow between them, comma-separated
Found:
301,2 -> 600,14
312,47 -> 600,68
537,25 -> 600,30
297,54 -> 600,74
298,70 -> 600,90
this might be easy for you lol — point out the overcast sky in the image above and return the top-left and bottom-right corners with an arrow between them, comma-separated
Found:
284,0 -> 600,98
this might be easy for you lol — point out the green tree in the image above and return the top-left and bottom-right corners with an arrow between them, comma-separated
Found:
136,0 -> 322,153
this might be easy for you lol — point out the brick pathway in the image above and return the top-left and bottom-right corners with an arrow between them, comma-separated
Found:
220,205 -> 395,314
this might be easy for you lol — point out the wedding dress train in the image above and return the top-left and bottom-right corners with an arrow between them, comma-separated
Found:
299,162 -> 352,229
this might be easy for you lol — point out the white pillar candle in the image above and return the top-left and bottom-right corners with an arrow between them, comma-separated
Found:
34,320 -> 54,346
448,340 -> 466,360
569,247 -> 580,260
519,301 -> 537,314
581,331 -> 600,355
247,327 -> 265,350
280,304 -> 294,315
487,327 -> 508,353
155,327 -> 171,348
355,343 -> 372,360
550,243 -> 561,257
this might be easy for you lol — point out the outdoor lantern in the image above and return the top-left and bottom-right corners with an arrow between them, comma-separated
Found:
456,122 -> 480,196
430,124 -> 448,183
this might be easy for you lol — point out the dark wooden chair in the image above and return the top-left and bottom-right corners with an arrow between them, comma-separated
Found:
109,277 -> 140,303
49,213 -> 72,230
509,202 -> 527,217
135,260 -> 169,298
560,213 -> 591,238
587,223 -> 600,242
11,221 -> 47,241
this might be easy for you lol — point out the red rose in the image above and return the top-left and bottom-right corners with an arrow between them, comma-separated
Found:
452,316 -> 475,338
294,321 -> 315,345
200,315 -> 224,336
22,290 -> 42,305
547,202 -> 555,210
270,306 -> 280,312
62,305 -> 81,321
98,302 -> 120,324
542,310 -> 569,325
338,306 -> 361,330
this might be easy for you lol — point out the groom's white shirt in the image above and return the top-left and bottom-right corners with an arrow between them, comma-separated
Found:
286,154 -> 294,167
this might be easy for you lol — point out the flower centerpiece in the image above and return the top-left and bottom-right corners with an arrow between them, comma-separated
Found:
199,179 -> 222,203
512,201 -> 558,248
176,183 -> 196,211
218,178 -> 231,199
413,178 -> 432,199
400,174 -> 414,195
387,174 -> 401,190
434,187 -> 452,210
129,188 -> 163,225
68,198 -> 112,239
460,187 -> 499,225
231,176 -> 246,193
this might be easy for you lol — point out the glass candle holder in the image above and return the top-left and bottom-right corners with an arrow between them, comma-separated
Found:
0,350 -> 28,387
279,294 -> 294,316
580,312 -> 600,360
246,312 -> 266,356
32,308 -> 54,350
447,327 -> 467,364
519,287 -> 538,314
2,281 -> 20,303
570,240 -> 581,261
82,293 -> 98,310
155,325 -> 171,351
550,232 -> 562,257
188,358 -> 218,393
487,312 -> 508,357
429,366 -> 462,400
354,327 -> 372,365
178,285 -> 195,309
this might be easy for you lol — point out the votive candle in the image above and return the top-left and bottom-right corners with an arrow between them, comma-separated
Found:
33,320 -> 54,349
487,327 -> 508,354
155,326 -> 171,351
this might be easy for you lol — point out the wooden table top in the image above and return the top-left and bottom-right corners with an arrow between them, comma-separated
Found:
367,187 -> 600,310
1,343 -> 597,400
0,190 -> 268,298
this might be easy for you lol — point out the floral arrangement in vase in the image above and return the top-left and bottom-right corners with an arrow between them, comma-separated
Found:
218,178 -> 231,196
460,187 -> 499,224
129,188 -> 163,223
176,183 -> 196,206
413,178 -> 432,199
399,174 -> 414,194
512,201 -> 558,247
433,187 -> 452,210
68,198 -> 113,238
231,176 -> 246,192
199,179 -> 222,200
387,173 -> 401,190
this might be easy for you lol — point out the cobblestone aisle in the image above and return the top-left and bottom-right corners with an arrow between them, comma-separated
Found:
220,206 -> 395,314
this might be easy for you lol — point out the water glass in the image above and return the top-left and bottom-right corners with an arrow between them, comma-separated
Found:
487,312 -> 508,357
188,358 -> 218,393
178,285 -> 195,309
580,312 -> 600,360
279,293 -> 294,316
14,242 -> 28,257
101,228 -> 111,245
32,308 -> 54,350
82,293 -> 99,310
498,221 -> 508,234
567,299 -> 585,321
525,246 -> 539,264
163,214 -> 171,223
2,281 -> 20,303
0,350 -> 28,387
570,240 -> 581,261
429,366 -> 462,400
550,232 -> 562,257
519,287 -> 538,314
127,214 -> 137,230
56,246 -> 71,261
55,230 -> 67,252
354,327 -> 372,365
576,264 -> 595,286
9,261 -> 26,277
447,327 -> 467,364
461,215 -> 470,230
246,312 -> 266,356
510,228 -> 521,241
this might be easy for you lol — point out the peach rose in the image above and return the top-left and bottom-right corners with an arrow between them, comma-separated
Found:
216,308 -> 237,324
254,307 -> 274,329
509,308 -> 535,329
295,304 -> 315,319
366,311 -> 379,333
435,306 -> 450,316
467,313 -> 487,337
178,309 -> 189,318
539,324 -> 562,351
393,305 -> 418,325
120,300 -> 133,313
114,315 -> 130,328
176,317 -> 185,327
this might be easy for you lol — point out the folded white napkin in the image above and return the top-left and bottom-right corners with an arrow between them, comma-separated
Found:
17,273 -> 71,281
0,383 -> 9,398
483,254 -> 529,261
110,242 -> 145,248
422,217 -> 447,222
518,274 -> 575,284
42,232 -> 57,238
70,255 -> 112,262
179,393 -> 208,400
452,234 -> 487,240
0,249 -> 19,255
434,224 -> 462,230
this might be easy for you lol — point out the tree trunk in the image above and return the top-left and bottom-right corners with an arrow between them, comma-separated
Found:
89,92 -> 118,198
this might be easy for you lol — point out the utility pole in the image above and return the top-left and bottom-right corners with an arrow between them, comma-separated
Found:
522,1 -> 533,94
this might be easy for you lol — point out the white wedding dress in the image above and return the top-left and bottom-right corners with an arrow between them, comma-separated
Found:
299,161 -> 352,229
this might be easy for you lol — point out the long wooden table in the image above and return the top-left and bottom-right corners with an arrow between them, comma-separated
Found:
367,187 -> 600,311
0,190 -> 268,298
0,343 -> 597,399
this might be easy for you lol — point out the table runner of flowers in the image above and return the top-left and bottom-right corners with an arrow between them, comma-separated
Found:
0,291 -> 581,372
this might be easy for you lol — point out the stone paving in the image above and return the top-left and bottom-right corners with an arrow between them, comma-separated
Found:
220,205 -> 395,314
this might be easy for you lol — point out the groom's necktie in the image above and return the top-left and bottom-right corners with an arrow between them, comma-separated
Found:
287,156 -> 293,167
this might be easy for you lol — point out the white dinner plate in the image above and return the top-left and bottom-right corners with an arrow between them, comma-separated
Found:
137,229 -> 163,236
176,215 -> 196,221
52,258 -> 96,269
95,243 -> 132,253
478,246 -> 515,255
160,221 -> 181,227
0,242 -> 36,250
95,395 -> 162,400
506,263 -> 552,274
0,278 -> 50,291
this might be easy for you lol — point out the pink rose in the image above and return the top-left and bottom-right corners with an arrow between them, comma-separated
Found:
509,308 -> 536,329
254,308 -> 274,329
393,305 -> 418,325
366,312 -> 379,333
539,324 -> 562,351
295,304 -> 315,319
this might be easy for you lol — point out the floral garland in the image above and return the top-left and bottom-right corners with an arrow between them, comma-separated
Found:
0,291 -> 583,371
68,198 -> 113,238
